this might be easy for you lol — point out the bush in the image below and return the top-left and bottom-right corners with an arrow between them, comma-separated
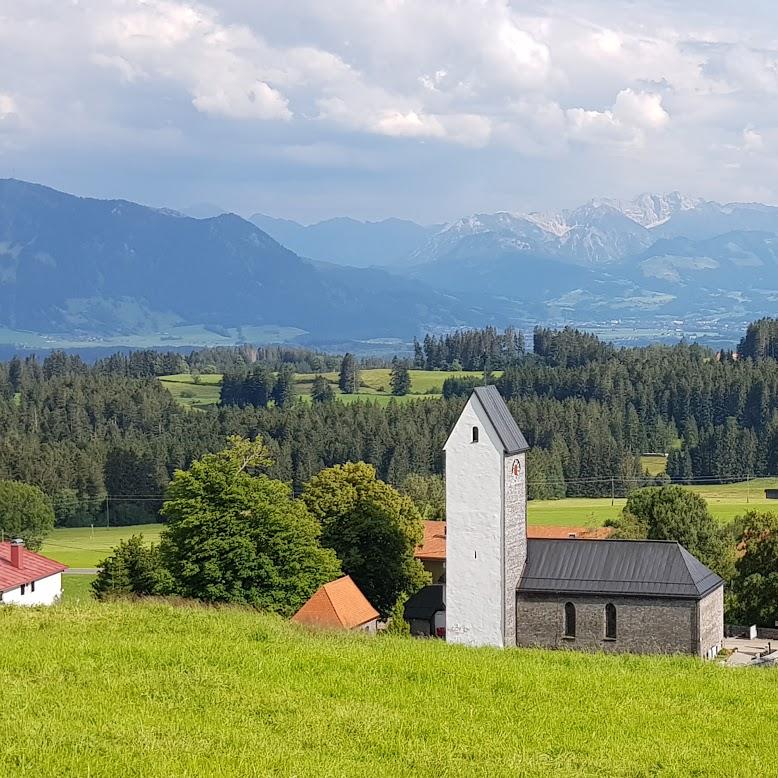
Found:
92,536 -> 173,599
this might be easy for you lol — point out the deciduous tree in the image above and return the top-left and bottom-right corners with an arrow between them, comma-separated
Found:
160,436 -> 340,614
302,462 -> 429,617
0,481 -> 55,550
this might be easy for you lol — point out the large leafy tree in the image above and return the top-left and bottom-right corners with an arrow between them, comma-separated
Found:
400,473 -> 445,521
608,485 -> 735,579
160,436 -> 340,615
727,511 -> 778,626
0,481 -> 55,550
302,462 -> 429,617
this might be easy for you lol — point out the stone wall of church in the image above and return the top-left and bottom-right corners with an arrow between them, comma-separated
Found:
502,451 -> 526,647
515,593 -> 701,655
698,586 -> 724,658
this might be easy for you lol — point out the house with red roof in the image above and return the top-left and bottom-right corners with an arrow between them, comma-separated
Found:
0,539 -> 67,606
292,575 -> 379,633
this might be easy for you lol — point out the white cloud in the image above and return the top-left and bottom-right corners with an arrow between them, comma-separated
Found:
3,0 -> 778,217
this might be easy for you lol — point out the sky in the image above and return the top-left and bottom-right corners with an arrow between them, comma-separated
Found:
1,0 -> 778,223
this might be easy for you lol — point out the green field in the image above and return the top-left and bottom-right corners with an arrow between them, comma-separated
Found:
640,454 -> 668,476
41,524 -> 163,568
61,574 -> 96,601
159,369 -> 496,409
0,600 -> 775,776
529,478 -> 778,526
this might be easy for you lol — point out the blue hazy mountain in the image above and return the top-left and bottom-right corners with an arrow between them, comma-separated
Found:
0,179 -> 474,342
249,213 -> 440,268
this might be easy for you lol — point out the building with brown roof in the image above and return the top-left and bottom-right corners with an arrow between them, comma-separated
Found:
292,575 -> 379,633
413,520 -> 612,584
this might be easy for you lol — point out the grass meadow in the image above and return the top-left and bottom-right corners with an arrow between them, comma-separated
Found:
61,573 -> 96,601
159,369 -> 497,409
41,524 -> 163,568
0,600 -> 776,777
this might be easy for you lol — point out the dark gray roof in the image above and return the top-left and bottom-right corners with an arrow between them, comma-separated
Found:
472,385 -> 529,454
404,584 -> 445,620
518,538 -> 724,599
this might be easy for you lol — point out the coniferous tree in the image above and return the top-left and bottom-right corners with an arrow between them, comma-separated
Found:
390,357 -> 411,396
339,353 -> 360,394
273,365 -> 296,408
310,375 -> 334,403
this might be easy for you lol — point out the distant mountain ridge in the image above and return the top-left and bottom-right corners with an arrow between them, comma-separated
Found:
248,213 -> 441,268
0,179 -> 477,343
5,179 -> 778,349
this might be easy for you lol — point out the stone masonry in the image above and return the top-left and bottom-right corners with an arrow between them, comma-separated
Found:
515,593 -> 722,656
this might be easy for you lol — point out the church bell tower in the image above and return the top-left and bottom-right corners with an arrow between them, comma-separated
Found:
443,385 -> 529,648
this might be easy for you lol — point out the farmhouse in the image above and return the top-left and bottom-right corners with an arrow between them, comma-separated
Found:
409,386 -> 724,657
0,539 -> 66,606
292,575 -> 379,632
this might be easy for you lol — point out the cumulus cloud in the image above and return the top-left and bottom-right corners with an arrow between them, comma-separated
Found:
2,0 -> 778,218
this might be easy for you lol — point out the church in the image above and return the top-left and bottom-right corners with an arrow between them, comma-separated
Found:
406,386 -> 724,658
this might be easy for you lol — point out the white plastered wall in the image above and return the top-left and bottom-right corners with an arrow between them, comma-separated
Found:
445,395 -> 509,647
0,572 -> 63,606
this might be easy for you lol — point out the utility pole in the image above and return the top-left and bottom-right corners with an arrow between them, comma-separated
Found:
105,497 -> 110,528
611,476 -> 615,506
747,472 -> 751,504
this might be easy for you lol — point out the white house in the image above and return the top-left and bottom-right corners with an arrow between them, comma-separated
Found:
0,539 -> 66,606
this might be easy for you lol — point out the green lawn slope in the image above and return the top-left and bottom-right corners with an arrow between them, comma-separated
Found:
0,601 -> 776,777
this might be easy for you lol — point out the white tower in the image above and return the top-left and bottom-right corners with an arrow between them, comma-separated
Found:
444,385 -> 528,648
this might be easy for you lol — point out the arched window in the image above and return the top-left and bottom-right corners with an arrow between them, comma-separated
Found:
605,603 -> 617,639
563,602 -> 576,638
472,426 -> 479,443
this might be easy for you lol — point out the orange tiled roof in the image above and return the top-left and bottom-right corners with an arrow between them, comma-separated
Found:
527,525 -> 613,540
416,521 -> 446,560
414,521 -> 612,562
292,575 -> 379,629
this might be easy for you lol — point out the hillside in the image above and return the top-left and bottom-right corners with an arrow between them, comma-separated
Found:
0,179 -> 473,344
1,601 -> 776,777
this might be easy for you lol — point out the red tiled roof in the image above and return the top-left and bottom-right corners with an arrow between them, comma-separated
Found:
0,542 -> 67,593
292,575 -> 379,630
416,521 -> 446,560
414,522 -> 612,561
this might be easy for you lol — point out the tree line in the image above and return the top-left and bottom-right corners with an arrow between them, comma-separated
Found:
6,321 -> 778,528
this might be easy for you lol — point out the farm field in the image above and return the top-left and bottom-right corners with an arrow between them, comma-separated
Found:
41,524 -> 163,568
1,600 -> 776,777
159,369 -> 496,409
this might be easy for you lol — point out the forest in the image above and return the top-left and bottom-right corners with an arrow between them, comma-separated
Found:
1,320 -> 778,526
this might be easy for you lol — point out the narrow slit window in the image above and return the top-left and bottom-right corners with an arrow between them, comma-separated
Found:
605,603 -> 617,639
563,602 -> 576,638
20,584 -> 26,596
472,426 -> 479,443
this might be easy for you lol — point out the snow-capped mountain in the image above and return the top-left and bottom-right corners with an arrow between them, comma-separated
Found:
410,193 -> 759,267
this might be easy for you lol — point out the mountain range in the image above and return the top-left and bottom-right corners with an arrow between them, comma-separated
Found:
0,179 -> 477,345
2,180 -> 778,350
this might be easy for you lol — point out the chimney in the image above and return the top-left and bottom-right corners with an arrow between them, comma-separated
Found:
10,538 -> 24,569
